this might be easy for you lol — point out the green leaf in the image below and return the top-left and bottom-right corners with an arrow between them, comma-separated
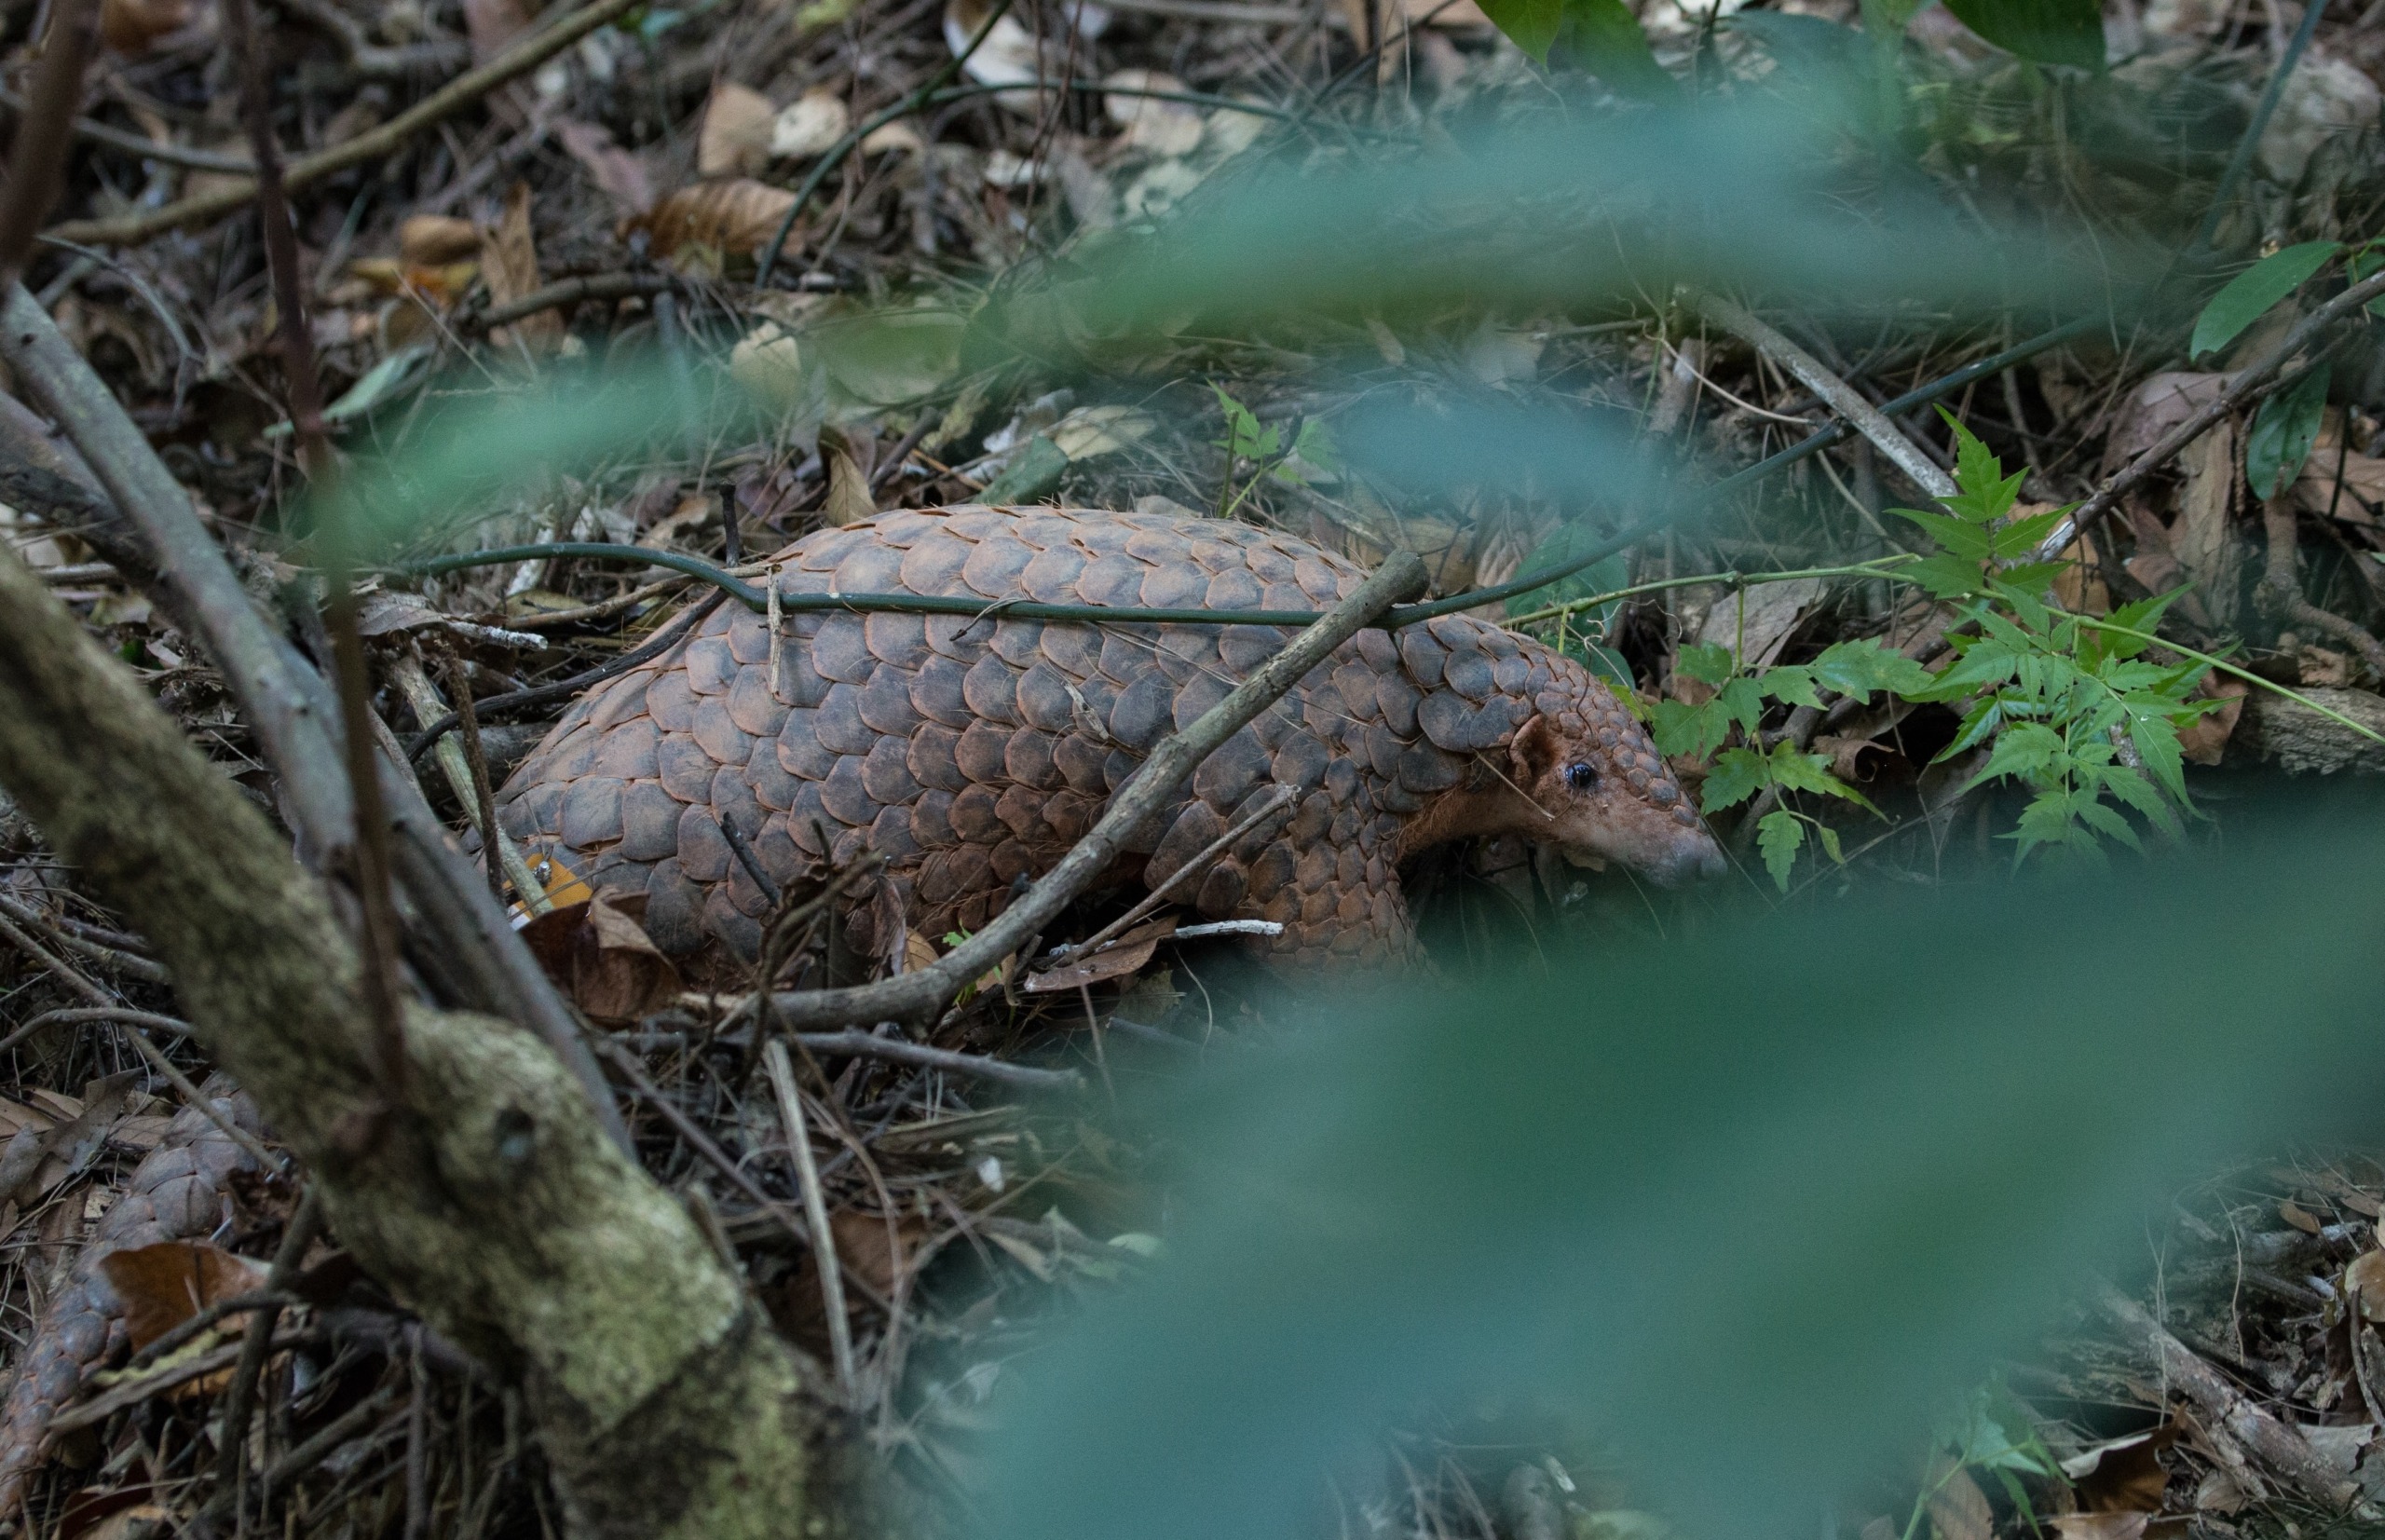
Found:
1476,0 -> 1564,61
2190,241 -> 2341,361
1549,0 -> 1671,94
1700,747 -> 1772,813
1651,699 -> 1734,759
1905,553 -> 1989,600
1676,642 -> 1737,688
1810,639 -> 1936,700
1762,664 -> 1824,710
1507,533 -> 1629,627
1767,743 -> 1882,812
2246,362 -> 2331,500
1210,383 -> 1278,461
1890,509 -> 1994,558
1964,721 -> 2065,791
1939,0 -> 2105,67
1755,810 -> 1805,891
1715,675 -> 1768,736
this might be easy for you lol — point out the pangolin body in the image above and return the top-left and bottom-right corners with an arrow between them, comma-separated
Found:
494,505 -> 1721,968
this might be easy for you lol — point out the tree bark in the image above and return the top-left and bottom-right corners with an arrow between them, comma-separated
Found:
0,543 -> 849,1537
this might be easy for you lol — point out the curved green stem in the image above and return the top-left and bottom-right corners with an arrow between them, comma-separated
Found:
2072,618 -> 2385,747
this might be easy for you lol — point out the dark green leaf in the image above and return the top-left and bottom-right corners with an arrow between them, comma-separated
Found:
1938,0 -> 2105,69
2190,241 -> 2340,360
1550,0 -> 1672,94
1755,809 -> 1804,890
2245,362 -> 2331,499
1700,746 -> 1772,812
1475,0 -> 1564,61
1676,642 -> 1737,687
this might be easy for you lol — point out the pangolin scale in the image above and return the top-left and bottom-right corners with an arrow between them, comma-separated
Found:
494,505 -> 1722,968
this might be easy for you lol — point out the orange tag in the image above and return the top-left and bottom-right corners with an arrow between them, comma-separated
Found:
508,851 -> 593,928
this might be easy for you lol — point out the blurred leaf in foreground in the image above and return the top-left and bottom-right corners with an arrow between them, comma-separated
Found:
977,807 -> 2385,1540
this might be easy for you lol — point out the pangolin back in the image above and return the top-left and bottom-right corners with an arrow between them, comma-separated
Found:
494,505 -> 1697,967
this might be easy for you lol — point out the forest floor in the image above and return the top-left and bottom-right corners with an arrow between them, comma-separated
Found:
1,0 -> 2383,1533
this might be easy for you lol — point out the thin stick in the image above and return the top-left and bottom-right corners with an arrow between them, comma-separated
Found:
2033,271 -> 2385,562
388,654 -> 551,913
444,651 -> 509,905
1686,290 -> 1957,500
764,1041 -> 854,1398
47,0 -> 649,249
0,1005 -> 187,1057
1042,785 -> 1297,970
122,1029 -> 284,1173
0,0 -> 100,280
216,1188 -> 326,1506
0,85 -> 257,173
227,0 -> 410,1111
756,550 -> 1429,1030
2190,0 -> 2327,252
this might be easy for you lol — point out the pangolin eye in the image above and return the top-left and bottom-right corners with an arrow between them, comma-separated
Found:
1564,761 -> 1598,792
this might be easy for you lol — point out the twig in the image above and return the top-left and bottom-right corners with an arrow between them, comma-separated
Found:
121,1028 -> 286,1173
45,0 -> 647,248
443,653 -> 509,905
228,0 -> 410,1114
0,0 -> 100,280
2033,270 -> 2385,562
462,272 -> 683,334
0,892 -> 166,982
125,1288 -> 300,1373
2098,1286 -> 2347,1504
754,550 -> 1428,1030
1043,784 -> 1296,970
0,285 -> 631,1152
0,86 -> 258,174
764,1041 -> 853,1398
720,815 -> 783,908
404,590 -> 729,760
593,1038 -> 894,1312
388,652 -> 546,909
1685,290 -> 1957,500
0,1006 -> 188,1057
216,1187 -> 326,1508
0,907 -> 109,1004
2258,493 -> 2385,677
790,1029 -> 1081,1091
756,0 -> 1022,286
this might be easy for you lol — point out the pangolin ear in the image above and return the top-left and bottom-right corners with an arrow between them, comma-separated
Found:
1508,714 -> 1564,785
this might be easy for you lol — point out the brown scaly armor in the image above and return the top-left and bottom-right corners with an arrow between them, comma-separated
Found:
494,505 -> 1723,970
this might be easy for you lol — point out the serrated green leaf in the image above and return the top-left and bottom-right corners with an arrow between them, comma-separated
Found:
1905,553 -> 1989,599
1676,642 -> 1737,687
1762,664 -> 1824,709
2191,242 -> 2340,361
2246,362 -> 2331,500
1715,675 -> 1768,736
1649,699 -> 1712,758
1890,509 -> 1994,558
1756,809 -> 1805,891
1964,721 -> 2065,791
1809,639 -> 1935,699
1700,746 -> 1772,812
1766,743 -> 1879,812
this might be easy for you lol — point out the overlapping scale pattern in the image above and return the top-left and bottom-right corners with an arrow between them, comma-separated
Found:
495,506 -> 1689,968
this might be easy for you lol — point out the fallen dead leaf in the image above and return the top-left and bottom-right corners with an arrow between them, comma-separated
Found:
634,181 -> 799,260
95,1241 -> 269,1352
772,89 -> 852,159
2050,1516 -> 2150,1540
730,323 -> 811,414
699,83 -> 778,179
2348,1250 -> 2385,1322
1024,918 -> 1178,993
2177,675 -> 2247,765
820,429 -> 879,527
1921,1459 -> 1993,1540
480,182 -> 560,350
519,890 -> 681,1024
2293,447 -> 2385,522
99,0 -> 191,54
557,119 -> 656,214
2102,372 -> 2227,476
1697,578 -> 1824,671
399,215 -> 481,266
2282,1198 -> 2326,1234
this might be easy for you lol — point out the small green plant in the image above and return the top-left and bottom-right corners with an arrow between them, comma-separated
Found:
1901,1378 -> 2064,1540
1645,416 -> 2222,888
1211,385 -> 1336,520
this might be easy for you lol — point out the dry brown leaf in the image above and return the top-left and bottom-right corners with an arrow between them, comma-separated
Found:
1024,919 -> 1179,994
519,890 -> 682,1024
463,0 -> 530,61
2293,448 -> 2385,523
2174,423 -> 2241,629
399,215 -> 480,266
2281,1198 -> 2326,1234
2348,1249 -> 2385,1322
634,181 -> 799,260
821,433 -> 879,527
699,83 -> 778,179
902,930 -> 940,974
2176,675 -> 2247,765
1811,734 -> 1888,783
2101,372 -> 2227,476
2051,528 -> 2110,615
95,1241 -> 269,1352
1102,69 -> 1204,157
100,0 -> 191,54
1921,1458 -> 1993,1540
557,119 -> 657,214
480,183 -> 560,350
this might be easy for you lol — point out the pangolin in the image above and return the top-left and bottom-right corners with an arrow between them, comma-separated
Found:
0,1080 -> 265,1519
493,505 -> 1723,969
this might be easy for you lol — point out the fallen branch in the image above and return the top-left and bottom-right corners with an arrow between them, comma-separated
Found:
0,283 -> 627,1150
1683,290 -> 1959,501
753,550 -> 1430,1030
0,541 -> 838,1537
44,0 -> 646,248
